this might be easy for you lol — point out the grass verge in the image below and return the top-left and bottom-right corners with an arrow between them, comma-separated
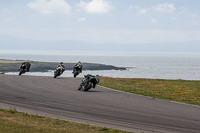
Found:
99,77 -> 200,106
0,107 -> 132,133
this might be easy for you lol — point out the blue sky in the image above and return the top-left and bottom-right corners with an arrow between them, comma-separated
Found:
0,0 -> 200,46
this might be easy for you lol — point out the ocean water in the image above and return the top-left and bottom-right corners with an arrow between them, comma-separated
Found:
1,50 -> 200,80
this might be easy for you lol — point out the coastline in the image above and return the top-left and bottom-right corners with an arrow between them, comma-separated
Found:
0,59 -> 126,72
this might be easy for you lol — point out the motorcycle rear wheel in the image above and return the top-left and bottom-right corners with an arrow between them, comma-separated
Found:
73,70 -> 80,78
54,70 -> 60,78
83,82 -> 93,91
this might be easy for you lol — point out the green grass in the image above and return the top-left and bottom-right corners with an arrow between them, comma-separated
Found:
0,107 -> 132,133
99,77 -> 200,106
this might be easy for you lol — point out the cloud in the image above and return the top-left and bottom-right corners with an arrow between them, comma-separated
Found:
28,0 -> 71,14
77,0 -> 114,14
78,17 -> 86,21
151,18 -> 158,23
129,5 -> 147,14
139,9 -> 147,14
178,7 -> 190,14
153,3 -> 176,13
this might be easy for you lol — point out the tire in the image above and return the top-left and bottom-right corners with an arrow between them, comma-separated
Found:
19,69 -> 24,76
78,85 -> 82,90
54,70 -> 60,78
74,71 -> 79,78
83,82 -> 93,91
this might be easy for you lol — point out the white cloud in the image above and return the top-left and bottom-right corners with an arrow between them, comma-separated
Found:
139,9 -> 147,14
153,3 -> 176,13
151,18 -> 158,23
28,0 -> 71,14
178,7 -> 190,14
129,5 -> 147,14
77,0 -> 114,14
78,17 -> 86,21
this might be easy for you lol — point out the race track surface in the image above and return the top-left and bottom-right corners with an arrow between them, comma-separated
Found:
0,74 -> 200,133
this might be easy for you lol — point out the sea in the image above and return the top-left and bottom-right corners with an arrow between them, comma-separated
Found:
1,50 -> 200,80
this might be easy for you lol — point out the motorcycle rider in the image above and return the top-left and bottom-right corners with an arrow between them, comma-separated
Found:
73,61 -> 83,73
20,60 -> 31,72
79,74 -> 100,90
56,62 -> 65,74
92,74 -> 100,88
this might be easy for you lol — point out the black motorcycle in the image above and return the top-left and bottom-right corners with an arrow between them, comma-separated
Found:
78,75 -> 100,91
54,66 -> 64,78
18,64 -> 27,75
73,65 -> 82,78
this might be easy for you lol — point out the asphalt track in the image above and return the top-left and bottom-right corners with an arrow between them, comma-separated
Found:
0,74 -> 200,133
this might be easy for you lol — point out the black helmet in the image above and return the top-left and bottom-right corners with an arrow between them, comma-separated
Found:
60,62 -> 63,64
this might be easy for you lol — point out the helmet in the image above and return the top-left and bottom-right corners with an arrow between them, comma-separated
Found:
27,60 -> 30,62
60,62 -> 63,64
78,61 -> 81,63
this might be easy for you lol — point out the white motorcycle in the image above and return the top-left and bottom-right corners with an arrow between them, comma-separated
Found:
54,66 -> 64,78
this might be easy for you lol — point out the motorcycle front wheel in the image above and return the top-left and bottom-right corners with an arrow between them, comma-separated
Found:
19,69 -> 25,76
73,70 -> 80,78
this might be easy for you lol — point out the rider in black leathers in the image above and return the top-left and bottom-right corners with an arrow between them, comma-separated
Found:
79,74 -> 100,89
73,61 -> 83,73
20,60 -> 31,72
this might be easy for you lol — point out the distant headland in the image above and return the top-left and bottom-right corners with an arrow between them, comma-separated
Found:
0,59 -> 126,72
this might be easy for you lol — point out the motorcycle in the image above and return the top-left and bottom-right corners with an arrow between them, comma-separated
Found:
73,65 -> 82,78
54,66 -> 64,78
18,64 -> 27,75
78,75 -> 100,91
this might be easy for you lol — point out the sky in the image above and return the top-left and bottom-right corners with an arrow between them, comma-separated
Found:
0,0 -> 200,51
